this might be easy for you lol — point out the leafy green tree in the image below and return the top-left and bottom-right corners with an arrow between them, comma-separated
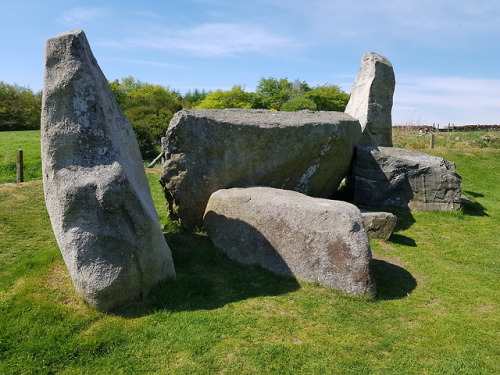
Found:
181,89 -> 210,108
194,85 -> 258,109
109,79 -> 128,108
122,105 -> 175,156
255,77 -> 294,110
290,79 -> 311,97
109,77 -> 182,157
0,82 -> 41,131
111,77 -> 182,113
280,96 -> 317,112
304,84 -> 350,111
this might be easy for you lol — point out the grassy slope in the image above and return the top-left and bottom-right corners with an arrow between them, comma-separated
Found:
0,131 -> 499,374
0,130 -> 42,184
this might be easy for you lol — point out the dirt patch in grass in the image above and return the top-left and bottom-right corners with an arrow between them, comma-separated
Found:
44,262 -> 89,311
475,305 -> 495,312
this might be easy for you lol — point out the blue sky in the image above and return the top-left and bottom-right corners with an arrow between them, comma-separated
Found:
1,0 -> 499,126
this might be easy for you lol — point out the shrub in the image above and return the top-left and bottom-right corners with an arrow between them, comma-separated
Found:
305,84 -> 350,111
109,77 -> 182,158
280,96 -> 317,111
181,89 -> 210,108
0,82 -> 41,131
194,85 -> 259,109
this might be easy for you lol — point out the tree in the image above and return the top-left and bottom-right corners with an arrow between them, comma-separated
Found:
181,88 -> 210,108
290,79 -> 311,97
255,77 -> 293,110
194,85 -> 258,109
304,84 -> 350,111
0,82 -> 41,131
109,77 -> 182,157
280,96 -> 317,112
111,77 -> 182,113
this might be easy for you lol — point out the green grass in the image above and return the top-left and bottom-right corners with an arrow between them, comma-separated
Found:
393,128 -> 500,150
0,130 -> 42,184
0,131 -> 499,374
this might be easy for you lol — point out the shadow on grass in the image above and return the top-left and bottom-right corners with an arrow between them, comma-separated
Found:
461,191 -> 488,217
391,209 -> 416,232
356,206 -> 417,232
370,259 -> 417,300
464,190 -> 484,198
388,233 -> 417,247
113,231 -> 300,318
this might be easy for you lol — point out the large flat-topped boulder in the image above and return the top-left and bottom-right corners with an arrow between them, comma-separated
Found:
204,187 -> 376,295
345,52 -> 395,147
353,146 -> 462,211
41,30 -> 175,311
160,109 -> 362,227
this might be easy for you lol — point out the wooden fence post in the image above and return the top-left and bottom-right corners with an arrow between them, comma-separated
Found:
429,134 -> 435,149
16,149 -> 24,183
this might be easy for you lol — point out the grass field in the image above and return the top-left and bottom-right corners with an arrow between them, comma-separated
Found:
392,128 -> 500,150
0,129 -> 499,374
0,130 -> 42,184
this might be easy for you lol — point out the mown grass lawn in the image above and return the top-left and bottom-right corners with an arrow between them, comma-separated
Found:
0,130 -> 42,184
0,130 -> 498,374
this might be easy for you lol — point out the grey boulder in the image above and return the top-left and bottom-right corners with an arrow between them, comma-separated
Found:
345,52 -> 395,147
160,109 -> 361,227
360,209 -> 397,239
353,146 -> 462,211
204,187 -> 376,296
41,30 -> 175,311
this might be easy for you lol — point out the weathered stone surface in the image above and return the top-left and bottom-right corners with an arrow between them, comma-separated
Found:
360,209 -> 397,239
345,52 -> 395,147
41,30 -> 175,311
353,146 -> 462,211
160,109 -> 362,227
204,187 -> 376,295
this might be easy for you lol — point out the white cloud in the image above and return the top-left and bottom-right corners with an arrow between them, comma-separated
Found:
259,0 -> 500,44
106,57 -> 186,70
128,10 -> 162,20
393,75 -> 500,125
58,6 -> 302,58
124,23 -> 299,57
60,7 -> 108,26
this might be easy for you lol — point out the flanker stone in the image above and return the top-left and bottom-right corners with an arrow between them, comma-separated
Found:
204,187 -> 376,296
160,109 -> 362,227
41,30 -> 175,311
360,209 -> 397,239
345,52 -> 395,147
353,146 -> 462,211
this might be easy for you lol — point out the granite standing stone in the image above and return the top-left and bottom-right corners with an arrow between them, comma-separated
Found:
345,52 -> 395,147
41,30 -> 175,311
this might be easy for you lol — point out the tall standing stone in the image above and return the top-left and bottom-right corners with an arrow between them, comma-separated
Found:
345,52 -> 395,146
41,30 -> 175,311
